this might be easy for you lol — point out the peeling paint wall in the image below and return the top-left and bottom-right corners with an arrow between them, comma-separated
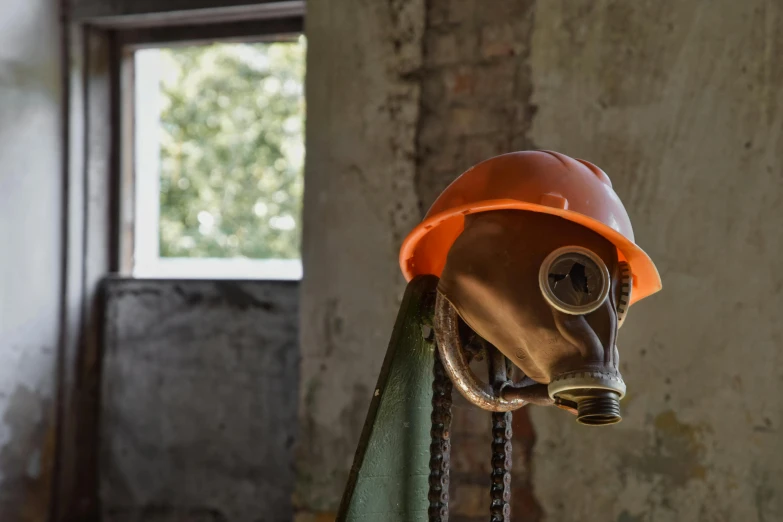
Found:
527,2 -> 783,521
100,279 -> 299,522
0,0 -> 62,520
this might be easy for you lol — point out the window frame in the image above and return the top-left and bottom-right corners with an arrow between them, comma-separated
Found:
57,4 -> 305,521
119,16 -> 306,279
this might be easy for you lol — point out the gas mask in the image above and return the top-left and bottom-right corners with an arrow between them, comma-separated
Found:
400,150 -> 662,426
437,210 -> 632,424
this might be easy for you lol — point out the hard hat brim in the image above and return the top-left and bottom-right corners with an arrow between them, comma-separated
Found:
400,199 -> 662,305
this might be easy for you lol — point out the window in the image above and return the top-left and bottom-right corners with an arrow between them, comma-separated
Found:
130,36 -> 306,279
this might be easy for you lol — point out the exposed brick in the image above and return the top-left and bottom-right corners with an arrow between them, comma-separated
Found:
416,2 -> 540,516
430,0 -> 476,26
449,0 -> 478,22
480,23 -> 524,59
450,434 -> 491,475
451,484 -> 488,518
455,31 -> 481,64
450,107 -> 500,135
293,512 -> 336,522
426,1 -> 451,27
452,401 -> 490,435
427,0 -> 476,27
511,408 -> 535,477
512,404 -> 537,448
443,67 -> 477,98
463,133 -> 509,166
421,76 -> 447,109
473,61 -> 516,98
473,0 -> 530,25
427,32 -> 460,66
512,485 -> 545,522
418,133 -> 463,169
418,117 -> 446,147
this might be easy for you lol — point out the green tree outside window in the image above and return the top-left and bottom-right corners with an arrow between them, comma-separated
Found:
157,38 -> 306,259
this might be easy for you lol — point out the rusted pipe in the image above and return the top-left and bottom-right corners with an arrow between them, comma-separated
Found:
434,292 -> 526,412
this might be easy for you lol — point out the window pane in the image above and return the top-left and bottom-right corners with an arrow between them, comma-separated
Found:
133,37 -> 306,278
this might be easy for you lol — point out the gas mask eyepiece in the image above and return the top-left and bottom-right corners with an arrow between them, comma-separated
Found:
539,246 -> 610,315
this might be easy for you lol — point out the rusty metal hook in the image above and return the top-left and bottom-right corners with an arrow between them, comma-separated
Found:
434,291 -> 527,412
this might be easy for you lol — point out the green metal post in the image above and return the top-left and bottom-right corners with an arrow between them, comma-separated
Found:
336,276 -> 438,522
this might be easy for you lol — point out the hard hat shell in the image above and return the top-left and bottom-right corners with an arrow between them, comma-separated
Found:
399,150 -> 662,305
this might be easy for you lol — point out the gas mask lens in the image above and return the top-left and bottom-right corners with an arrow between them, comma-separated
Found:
539,246 -> 610,315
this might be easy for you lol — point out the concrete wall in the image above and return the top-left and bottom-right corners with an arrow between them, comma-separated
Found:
527,2 -> 783,521
300,1 -> 783,521
100,279 -> 299,522
0,0 -> 62,520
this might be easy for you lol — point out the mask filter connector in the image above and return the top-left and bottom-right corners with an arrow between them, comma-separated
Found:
548,371 -> 626,426
575,390 -> 622,426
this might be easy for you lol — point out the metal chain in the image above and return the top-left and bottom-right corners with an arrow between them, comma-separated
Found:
490,410 -> 512,522
429,323 -> 514,522
429,352 -> 453,522
488,347 -> 512,522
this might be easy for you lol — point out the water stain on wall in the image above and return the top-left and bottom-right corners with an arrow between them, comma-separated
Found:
620,410 -> 708,489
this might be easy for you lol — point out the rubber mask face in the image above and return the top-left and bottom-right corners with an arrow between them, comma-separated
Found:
437,211 -> 627,386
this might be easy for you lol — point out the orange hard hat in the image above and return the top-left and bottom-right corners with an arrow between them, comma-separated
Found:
399,150 -> 661,305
